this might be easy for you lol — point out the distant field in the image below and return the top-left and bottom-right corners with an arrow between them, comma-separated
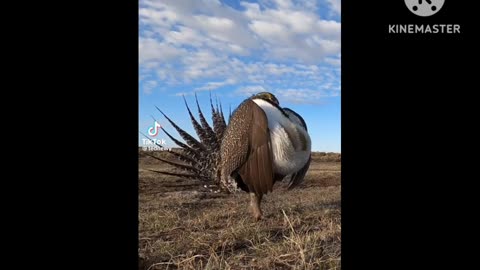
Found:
139,151 -> 341,269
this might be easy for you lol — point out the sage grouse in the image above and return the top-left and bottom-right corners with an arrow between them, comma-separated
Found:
147,92 -> 311,221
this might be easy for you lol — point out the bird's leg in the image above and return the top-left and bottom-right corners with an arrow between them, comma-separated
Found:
249,192 -> 263,221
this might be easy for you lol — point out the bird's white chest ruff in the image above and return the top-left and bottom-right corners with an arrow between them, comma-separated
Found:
253,99 -> 311,176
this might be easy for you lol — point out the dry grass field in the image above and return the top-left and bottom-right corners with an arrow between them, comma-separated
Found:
139,151 -> 341,269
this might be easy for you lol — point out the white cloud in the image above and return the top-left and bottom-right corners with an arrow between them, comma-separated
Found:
316,19 -> 341,37
139,5 -> 177,28
139,38 -> 185,63
264,63 -> 295,75
240,0 -> 341,62
324,56 -> 341,67
142,80 -> 158,95
275,89 -> 331,104
140,0 -> 340,63
249,20 -> 290,43
273,0 -> 294,9
195,78 -> 237,91
163,26 -> 203,47
326,0 -> 341,15
194,15 -> 235,32
174,91 -> 196,97
235,85 -> 268,96
139,0 -> 341,101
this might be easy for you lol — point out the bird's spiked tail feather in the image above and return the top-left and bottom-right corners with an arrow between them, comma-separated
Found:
146,94 -> 228,186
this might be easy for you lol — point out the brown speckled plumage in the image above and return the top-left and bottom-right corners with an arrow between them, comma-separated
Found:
219,99 -> 274,195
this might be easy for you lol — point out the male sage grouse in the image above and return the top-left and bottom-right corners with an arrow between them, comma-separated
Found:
146,92 -> 311,221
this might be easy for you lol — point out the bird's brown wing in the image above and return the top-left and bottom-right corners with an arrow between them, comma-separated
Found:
220,99 -> 274,195
287,155 -> 311,190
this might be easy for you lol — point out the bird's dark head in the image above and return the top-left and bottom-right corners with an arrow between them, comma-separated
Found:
252,92 -> 279,106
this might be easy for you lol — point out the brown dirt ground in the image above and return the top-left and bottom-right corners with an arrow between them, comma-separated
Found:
139,151 -> 341,270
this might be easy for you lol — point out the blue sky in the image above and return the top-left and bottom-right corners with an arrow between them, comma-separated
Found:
139,0 -> 341,152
